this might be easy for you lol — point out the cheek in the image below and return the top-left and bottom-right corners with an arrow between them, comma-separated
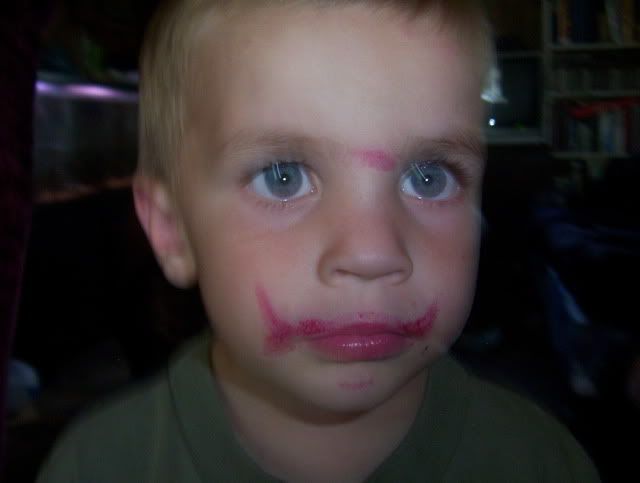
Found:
411,202 -> 481,274
411,207 -> 481,342
434,210 -> 480,298
190,214 -> 315,336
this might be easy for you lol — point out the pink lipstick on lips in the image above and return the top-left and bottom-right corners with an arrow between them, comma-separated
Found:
256,286 -> 438,362
307,328 -> 410,362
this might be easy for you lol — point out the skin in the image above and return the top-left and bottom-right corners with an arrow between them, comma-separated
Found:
134,4 -> 486,482
351,149 -> 398,172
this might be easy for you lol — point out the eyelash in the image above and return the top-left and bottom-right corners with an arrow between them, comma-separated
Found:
400,158 -> 471,209
243,155 -> 475,210
425,156 -> 473,190
242,156 -> 307,181
243,157 -> 315,212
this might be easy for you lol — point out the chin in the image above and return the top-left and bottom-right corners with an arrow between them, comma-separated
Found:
285,389 -> 389,422
317,389 -> 387,413
286,367 -> 420,420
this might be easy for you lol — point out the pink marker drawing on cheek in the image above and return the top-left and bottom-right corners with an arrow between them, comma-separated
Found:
352,149 -> 397,172
255,285 -> 296,355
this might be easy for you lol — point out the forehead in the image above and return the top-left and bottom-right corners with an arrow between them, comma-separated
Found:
187,4 -> 484,153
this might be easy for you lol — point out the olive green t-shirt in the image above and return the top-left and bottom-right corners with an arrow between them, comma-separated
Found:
38,333 -> 601,482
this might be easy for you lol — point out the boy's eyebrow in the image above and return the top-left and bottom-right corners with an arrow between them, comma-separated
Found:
217,128 -> 486,162
403,130 -> 487,162
217,129 -> 329,157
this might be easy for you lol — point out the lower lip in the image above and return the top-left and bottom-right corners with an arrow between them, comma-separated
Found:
307,333 -> 410,362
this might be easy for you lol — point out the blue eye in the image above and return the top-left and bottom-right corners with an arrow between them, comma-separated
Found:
250,162 -> 314,201
400,162 -> 458,200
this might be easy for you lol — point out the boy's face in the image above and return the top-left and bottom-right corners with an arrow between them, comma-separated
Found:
162,5 -> 485,412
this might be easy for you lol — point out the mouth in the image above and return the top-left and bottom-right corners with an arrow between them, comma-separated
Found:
306,330 -> 411,362
256,286 -> 438,361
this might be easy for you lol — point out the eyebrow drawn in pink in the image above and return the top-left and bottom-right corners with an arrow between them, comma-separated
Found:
351,149 -> 397,172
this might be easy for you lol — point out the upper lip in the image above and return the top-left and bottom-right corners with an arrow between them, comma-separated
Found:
306,323 -> 405,339
298,312 -> 421,339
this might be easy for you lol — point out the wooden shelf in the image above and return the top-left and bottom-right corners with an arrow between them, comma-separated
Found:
487,128 -> 546,146
498,51 -> 543,60
550,90 -> 640,100
551,43 -> 640,53
552,151 -> 631,160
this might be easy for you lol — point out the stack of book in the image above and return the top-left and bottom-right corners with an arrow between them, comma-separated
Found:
553,98 -> 640,155
554,0 -> 640,44
554,63 -> 640,92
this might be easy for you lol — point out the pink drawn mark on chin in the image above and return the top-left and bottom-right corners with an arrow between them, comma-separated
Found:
352,149 -> 397,172
255,285 -> 438,357
338,378 -> 374,390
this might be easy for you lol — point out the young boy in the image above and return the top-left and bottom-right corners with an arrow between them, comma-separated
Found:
38,0 -> 601,481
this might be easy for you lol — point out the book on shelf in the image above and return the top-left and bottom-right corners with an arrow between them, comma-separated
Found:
553,63 -> 640,93
599,108 -> 627,152
605,0 -> 624,43
553,98 -> 640,155
555,0 -> 572,44
622,0 -> 636,42
573,0 -> 600,42
630,103 -> 640,153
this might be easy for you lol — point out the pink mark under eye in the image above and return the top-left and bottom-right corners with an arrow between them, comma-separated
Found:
352,149 -> 397,172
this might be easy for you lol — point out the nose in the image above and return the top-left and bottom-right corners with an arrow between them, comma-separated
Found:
317,205 -> 413,287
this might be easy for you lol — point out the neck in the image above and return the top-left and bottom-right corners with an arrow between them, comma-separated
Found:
211,342 -> 428,483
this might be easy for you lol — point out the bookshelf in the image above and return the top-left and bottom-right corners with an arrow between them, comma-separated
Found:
497,51 -> 543,59
543,0 -> 640,161
483,0 -> 545,146
487,129 -> 546,146
550,90 -> 640,100
551,42 -> 640,52
552,151 -> 633,159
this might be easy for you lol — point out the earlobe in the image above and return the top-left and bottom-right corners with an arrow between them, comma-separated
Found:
132,175 -> 197,288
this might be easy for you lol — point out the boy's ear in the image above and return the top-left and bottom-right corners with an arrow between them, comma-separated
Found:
132,175 -> 197,288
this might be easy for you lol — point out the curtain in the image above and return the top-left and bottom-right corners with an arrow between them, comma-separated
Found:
0,0 -> 52,469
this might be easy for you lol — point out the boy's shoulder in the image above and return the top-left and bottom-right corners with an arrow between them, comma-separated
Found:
37,375 -> 177,482
437,357 -> 601,482
37,334 -> 219,483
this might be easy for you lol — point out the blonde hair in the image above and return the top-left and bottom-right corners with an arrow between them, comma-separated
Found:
137,0 -> 492,184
